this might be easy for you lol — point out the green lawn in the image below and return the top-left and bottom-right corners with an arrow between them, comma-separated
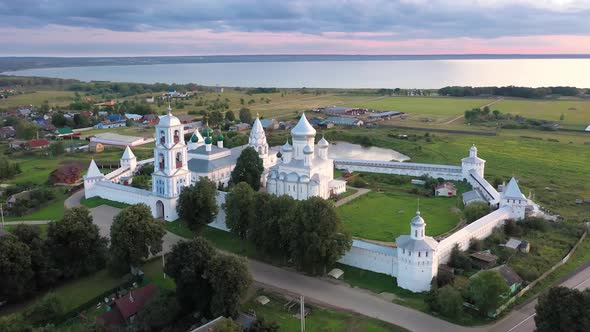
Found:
5,194 -> 66,222
143,258 -> 175,291
337,191 -> 461,241
0,90 -> 75,108
493,99 -> 590,129
242,291 -> 408,332
351,96 -> 492,123
79,196 -> 130,209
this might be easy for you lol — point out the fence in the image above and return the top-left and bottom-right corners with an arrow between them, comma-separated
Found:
494,225 -> 589,316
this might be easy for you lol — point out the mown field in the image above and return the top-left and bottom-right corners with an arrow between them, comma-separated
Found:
0,90 -> 75,108
337,191 -> 461,241
492,99 -> 590,129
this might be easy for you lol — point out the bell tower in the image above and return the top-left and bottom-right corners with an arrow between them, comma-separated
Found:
152,104 -> 191,199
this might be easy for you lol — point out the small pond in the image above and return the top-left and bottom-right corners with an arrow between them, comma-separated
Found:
327,141 -> 410,162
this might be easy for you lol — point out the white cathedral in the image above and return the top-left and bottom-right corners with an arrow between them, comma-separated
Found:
85,105 -> 534,293
84,108 -> 343,221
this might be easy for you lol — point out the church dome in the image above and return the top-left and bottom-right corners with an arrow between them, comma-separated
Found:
205,136 -> 212,145
291,113 -> 316,137
303,144 -> 313,154
158,113 -> 181,127
411,211 -> 425,226
318,136 -> 329,148
282,141 -> 293,152
190,133 -> 200,143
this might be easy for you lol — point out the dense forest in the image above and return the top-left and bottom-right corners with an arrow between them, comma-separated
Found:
439,86 -> 583,98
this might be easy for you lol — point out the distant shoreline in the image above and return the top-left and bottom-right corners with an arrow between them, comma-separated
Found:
2,54 -> 590,72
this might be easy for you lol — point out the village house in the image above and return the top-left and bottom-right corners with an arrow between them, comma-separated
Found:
94,120 -> 127,129
230,123 -> 251,131
470,250 -> 498,269
435,183 -> 457,197
0,126 -> 16,139
98,284 -> 158,329
27,138 -> 50,149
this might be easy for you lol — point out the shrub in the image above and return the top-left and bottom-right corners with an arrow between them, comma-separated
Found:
503,219 -> 523,237
24,293 -> 63,325
436,285 -> 464,319
436,268 -> 455,288
469,238 -> 485,252
449,245 -> 472,272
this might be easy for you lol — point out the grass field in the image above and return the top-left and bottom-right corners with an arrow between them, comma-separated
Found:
0,90 -> 75,108
327,127 -> 590,221
79,196 -> 131,209
492,99 -> 590,129
243,291 -> 408,332
5,195 -> 66,221
337,191 -> 461,241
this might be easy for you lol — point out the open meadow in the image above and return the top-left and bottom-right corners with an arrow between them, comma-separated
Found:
491,99 -> 590,130
0,90 -> 75,108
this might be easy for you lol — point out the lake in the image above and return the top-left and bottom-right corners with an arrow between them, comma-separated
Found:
328,142 -> 409,162
4,59 -> 590,88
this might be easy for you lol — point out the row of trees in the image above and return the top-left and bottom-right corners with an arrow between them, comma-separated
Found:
225,182 -> 352,275
440,85 -> 580,98
0,207 -> 108,302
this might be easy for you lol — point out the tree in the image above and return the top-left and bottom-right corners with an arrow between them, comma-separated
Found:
468,270 -> 509,315
251,193 -> 296,258
0,234 -> 34,301
51,113 -> 67,127
250,317 -> 280,332
110,204 -> 166,271
15,120 -> 37,140
535,286 -> 590,332
225,110 -> 235,122
436,268 -> 455,288
23,292 -> 64,326
46,207 -> 108,279
165,238 -> 216,315
206,254 -> 253,318
177,177 -> 219,234
209,110 -> 224,126
289,197 -> 352,275
224,182 -> 256,243
239,107 -> 252,123
230,147 -> 264,190
133,291 -> 181,332
12,224 -> 59,288
436,285 -> 463,319
449,245 -> 472,271
215,319 -> 242,332
463,202 -> 491,223
49,141 -> 65,156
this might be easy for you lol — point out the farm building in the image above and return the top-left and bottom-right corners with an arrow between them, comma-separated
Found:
90,132 -> 154,147
435,183 -> 457,197
326,117 -> 364,126
368,111 -> 403,120
94,120 -> 127,129
322,106 -> 367,116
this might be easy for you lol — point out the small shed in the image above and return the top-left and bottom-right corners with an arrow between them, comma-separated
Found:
463,190 -> 486,205
503,238 -> 522,250
435,183 -> 457,197
470,250 -> 498,269
519,240 -> 530,253
327,268 -> 344,279
89,142 -> 105,153
255,296 -> 270,305
491,265 -> 523,294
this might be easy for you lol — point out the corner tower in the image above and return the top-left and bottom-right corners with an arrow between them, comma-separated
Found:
462,144 -> 485,179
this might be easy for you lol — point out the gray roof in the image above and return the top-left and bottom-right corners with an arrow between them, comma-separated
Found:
395,235 -> 438,251
469,170 -> 500,201
462,189 -> 485,204
352,239 -> 396,255
491,265 -> 523,286
327,117 -> 360,125
187,146 -> 244,173
503,177 -> 526,200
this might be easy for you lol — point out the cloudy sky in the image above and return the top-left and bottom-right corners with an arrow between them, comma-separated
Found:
1,0 -> 590,56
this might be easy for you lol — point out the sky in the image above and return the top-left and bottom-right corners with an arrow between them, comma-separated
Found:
1,0 -> 590,56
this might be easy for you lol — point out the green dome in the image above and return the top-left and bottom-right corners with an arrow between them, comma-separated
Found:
205,137 -> 212,144
201,127 -> 213,137
190,133 -> 199,142
217,133 -> 224,141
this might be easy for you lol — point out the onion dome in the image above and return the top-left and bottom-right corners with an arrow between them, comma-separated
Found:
205,136 -> 212,145
318,136 -> 329,148
411,211 -> 425,226
303,144 -> 313,154
201,126 -> 213,137
190,132 -> 200,143
217,133 -> 224,141
282,140 -> 293,152
291,113 -> 316,137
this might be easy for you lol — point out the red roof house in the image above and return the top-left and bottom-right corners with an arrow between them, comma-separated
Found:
435,183 -> 457,197
28,139 -> 50,149
98,284 -> 158,328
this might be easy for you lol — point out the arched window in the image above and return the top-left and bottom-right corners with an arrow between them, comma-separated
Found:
159,153 -> 165,169
176,152 -> 182,168
174,130 -> 180,143
160,130 -> 166,144
415,230 -> 417,237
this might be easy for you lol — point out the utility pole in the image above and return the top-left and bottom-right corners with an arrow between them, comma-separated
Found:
300,295 -> 305,332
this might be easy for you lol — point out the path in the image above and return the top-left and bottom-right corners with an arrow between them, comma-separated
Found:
334,186 -> 370,207
440,97 -> 505,126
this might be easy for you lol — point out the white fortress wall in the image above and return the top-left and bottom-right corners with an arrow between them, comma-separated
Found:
337,239 -> 399,277
89,181 -> 154,206
334,159 -> 464,181
436,206 -> 514,263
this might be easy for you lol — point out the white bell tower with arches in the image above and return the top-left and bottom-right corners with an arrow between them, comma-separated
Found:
151,104 -> 191,219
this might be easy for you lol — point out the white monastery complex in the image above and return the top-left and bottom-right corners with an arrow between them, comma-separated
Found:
85,107 -> 535,293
